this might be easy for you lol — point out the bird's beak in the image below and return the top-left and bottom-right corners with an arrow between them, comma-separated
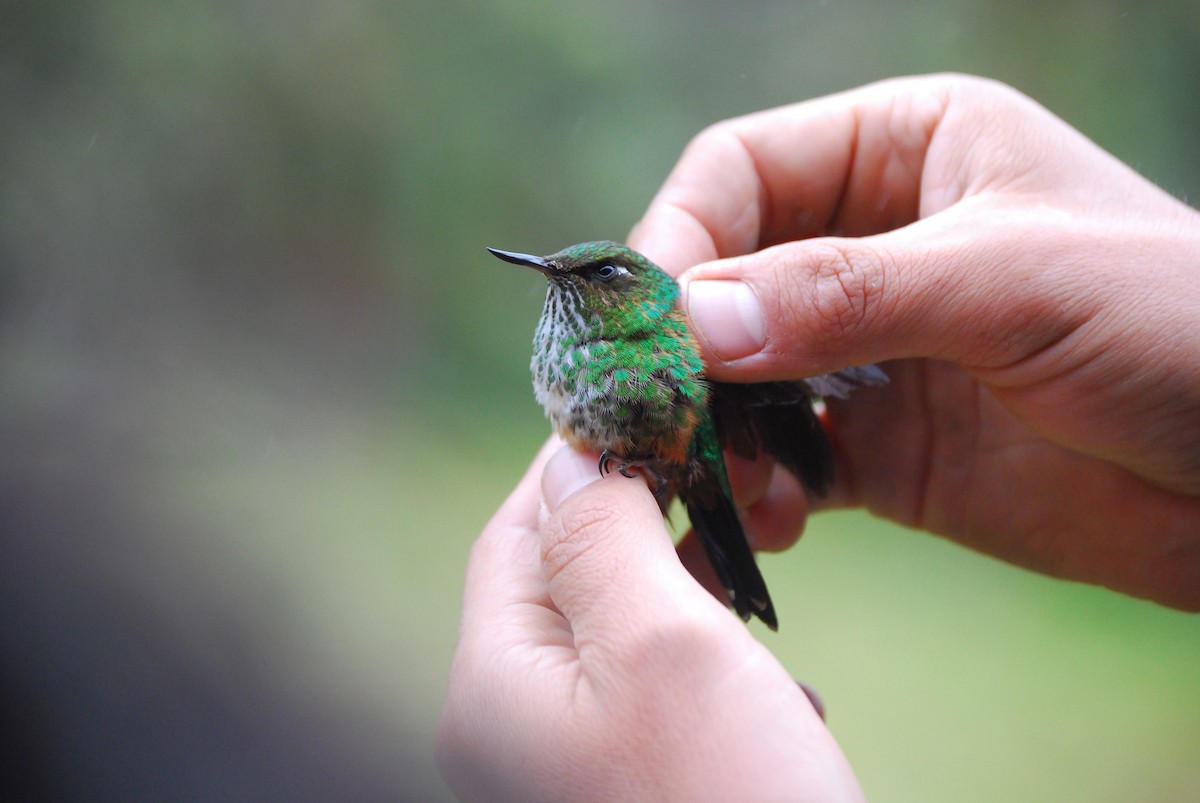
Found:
487,247 -> 553,274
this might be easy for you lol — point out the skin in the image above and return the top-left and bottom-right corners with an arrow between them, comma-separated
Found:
438,74 -> 1200,800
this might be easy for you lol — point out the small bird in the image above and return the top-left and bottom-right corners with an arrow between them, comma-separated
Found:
489,241 -> 886,630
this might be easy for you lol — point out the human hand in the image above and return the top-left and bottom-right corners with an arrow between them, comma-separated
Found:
436,440 -> 862,802
628,73 -> 1200,610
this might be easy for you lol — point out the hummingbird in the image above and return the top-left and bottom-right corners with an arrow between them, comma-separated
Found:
488,241 -> 886,630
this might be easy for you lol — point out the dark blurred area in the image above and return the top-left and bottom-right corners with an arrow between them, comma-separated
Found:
2,1 -> 1198,800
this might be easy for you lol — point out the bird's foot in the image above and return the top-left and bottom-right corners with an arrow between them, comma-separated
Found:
598,450 -> 668,498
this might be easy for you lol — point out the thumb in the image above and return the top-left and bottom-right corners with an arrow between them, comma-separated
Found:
679,203 -> 1091,381
539,447 -> 734,645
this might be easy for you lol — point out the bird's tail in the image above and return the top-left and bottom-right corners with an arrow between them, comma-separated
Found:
683,471 -> 778,631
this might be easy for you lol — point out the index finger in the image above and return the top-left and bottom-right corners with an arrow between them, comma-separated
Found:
627,76 -> 949,273
458,437 -> 563,641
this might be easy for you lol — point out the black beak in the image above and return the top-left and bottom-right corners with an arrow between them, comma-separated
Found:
487,247 -> 553,272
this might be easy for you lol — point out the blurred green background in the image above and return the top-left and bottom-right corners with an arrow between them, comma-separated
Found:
3,1 -> 1199,800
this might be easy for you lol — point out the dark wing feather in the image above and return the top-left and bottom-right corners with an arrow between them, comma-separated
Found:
801,365 -> 889,399
710,366 -> 889,496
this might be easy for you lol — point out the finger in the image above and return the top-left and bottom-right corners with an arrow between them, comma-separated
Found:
459,437 -> 565,641
678,202 -> 1101,381
540,448 -> 737,646
741,463 -> 810,552
627,75 -> 954,274
440,438 -> 576,800
716,77 -> 944,242
722,449 -> 773,509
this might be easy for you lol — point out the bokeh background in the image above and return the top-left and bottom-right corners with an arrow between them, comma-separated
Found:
3,1 -> 1199,800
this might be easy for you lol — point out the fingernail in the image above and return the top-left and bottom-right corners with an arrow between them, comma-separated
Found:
542,447 -> 601,512
686,280 -> 766,361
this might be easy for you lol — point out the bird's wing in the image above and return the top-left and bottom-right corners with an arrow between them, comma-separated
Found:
709,366 -> 888,496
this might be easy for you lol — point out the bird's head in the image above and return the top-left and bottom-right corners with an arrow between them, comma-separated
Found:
487,241 -> 679,322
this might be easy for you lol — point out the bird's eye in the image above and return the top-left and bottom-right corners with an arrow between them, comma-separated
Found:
594,264 -> 620,281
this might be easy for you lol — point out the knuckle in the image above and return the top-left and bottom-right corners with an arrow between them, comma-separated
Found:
542,495 -> 622,585
804,242 -> 888,341
685,119 -> 737,159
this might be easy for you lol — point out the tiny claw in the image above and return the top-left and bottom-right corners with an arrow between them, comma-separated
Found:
598,449 -> 614,478
595,451 -> 670,497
